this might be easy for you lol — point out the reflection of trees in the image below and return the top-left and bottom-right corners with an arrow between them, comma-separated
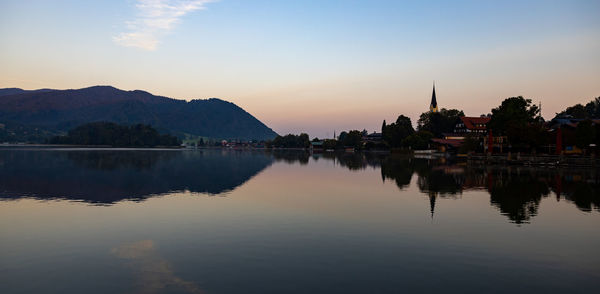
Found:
485,167 -> 600,223
416,166 -> 464,196
486,169 -> 551,224
3,149 -> 598,221
0,150 -> 273,204
316,153 -> 600,224
560,183 -> 600,212
270,150 -> 309,165
551,169 -> 600,212
338,153 -> 383,170
380,156 -> 414,189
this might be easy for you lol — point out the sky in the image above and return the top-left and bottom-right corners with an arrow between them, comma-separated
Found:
1,0 -> 599,138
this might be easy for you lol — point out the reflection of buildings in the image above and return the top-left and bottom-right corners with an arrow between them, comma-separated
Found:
374,155 -> 600,224
280,153 -> 599,223
4,148 -> 598,223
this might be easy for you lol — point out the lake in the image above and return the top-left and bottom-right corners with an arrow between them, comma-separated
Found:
1,148 -> 599,294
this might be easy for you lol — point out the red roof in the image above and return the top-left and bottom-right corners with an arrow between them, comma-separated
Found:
431,138 -> 463,147
460,116 -> 490,130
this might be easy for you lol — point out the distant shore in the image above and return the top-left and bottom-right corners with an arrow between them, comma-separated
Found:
0,143 -> 184,149
1,144 -> 598,168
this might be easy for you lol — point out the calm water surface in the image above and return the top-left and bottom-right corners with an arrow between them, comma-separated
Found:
1,148 -> 599,294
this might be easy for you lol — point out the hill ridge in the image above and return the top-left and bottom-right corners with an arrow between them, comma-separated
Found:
0,85 -> 278,141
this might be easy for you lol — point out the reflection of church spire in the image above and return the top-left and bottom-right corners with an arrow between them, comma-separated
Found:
429,191 -> 437,219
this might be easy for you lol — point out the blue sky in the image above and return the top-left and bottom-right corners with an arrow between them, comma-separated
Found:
1,0 -> 599,137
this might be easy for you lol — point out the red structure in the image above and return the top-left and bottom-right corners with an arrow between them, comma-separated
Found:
556,127 -> 563,155
455,116 -> 491,135
488,130 -> 493,154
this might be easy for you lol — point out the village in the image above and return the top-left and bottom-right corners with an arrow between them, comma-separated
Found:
210,85 -> 599,166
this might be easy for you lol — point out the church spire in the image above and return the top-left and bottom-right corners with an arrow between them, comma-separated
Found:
430,82 -> 438,113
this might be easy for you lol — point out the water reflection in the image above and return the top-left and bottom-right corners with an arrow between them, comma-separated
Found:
0,149 -> 598,225
0,149 -> 273,203
316,153 -> 600,224
112,240 -> 204,294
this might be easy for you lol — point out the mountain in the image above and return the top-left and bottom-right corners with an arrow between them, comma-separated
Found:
0,88 -> 55,97
0,86 -> 278,141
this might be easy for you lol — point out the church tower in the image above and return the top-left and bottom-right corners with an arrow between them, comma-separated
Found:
430,82 -> 438,113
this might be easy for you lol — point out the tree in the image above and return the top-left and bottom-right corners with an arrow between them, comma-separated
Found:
489,96 -> 543,151
381,120 -> 386,134
489,96 -> 540,131
49,122 -> 181,147
575,120 -> 596,149
383,115 -> 415,148
342,130 -> 363,148
560,104 -> 587,119
403,130 -> 433,150
338,131 -> 348,143
269,133 -> 311,148
417,108 -> 464,138
556,97 -> 600,119
322,139 -> 338,150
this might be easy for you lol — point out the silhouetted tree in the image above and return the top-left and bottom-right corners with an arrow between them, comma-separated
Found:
417,108 -> 464,138
403,130 -> 433,150
49,122 -> 181,147
383,115 -> 415,148
342,130 -> 363,148
268,133 -> 311,148
488,96 -> 544,152
555,97 -> 600,119
575,120 -> 596,149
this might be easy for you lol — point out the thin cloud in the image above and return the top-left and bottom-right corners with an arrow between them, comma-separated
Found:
114,0 -> 215,51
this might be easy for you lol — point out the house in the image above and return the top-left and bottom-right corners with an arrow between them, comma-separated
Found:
430,138 -> 463,153
547,115 -> 600,154
362,132 -> 383,143
310,141 -> 324,153
453,116 -> 491,135
432,116 -> 507,153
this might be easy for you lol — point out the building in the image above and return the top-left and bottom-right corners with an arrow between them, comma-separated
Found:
310,141 -> 324,153
362,132 -> 383,143
430,83 -> 438,113
548,115 -> 600,154
431,115 -> 504,153
453,116 -> 491,135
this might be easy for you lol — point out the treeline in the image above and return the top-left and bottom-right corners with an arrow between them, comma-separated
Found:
557,97 -> 600,119
265,133 -> 310,148
0,122 -> 59,143
265,130 -> 380,150
266,95 -> 600,153
48,122 -> 181,147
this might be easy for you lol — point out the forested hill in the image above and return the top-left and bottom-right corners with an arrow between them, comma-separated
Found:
0,88 -> 55,97
0,86 -> 278,141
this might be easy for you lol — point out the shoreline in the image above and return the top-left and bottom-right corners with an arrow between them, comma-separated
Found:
1,145 -> 598,168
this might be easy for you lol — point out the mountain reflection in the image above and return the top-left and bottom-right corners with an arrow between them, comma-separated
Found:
0,149 -> 273,204
0,149 -> 598,224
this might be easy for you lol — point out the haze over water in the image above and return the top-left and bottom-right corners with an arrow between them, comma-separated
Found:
1,148 -> 598,294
